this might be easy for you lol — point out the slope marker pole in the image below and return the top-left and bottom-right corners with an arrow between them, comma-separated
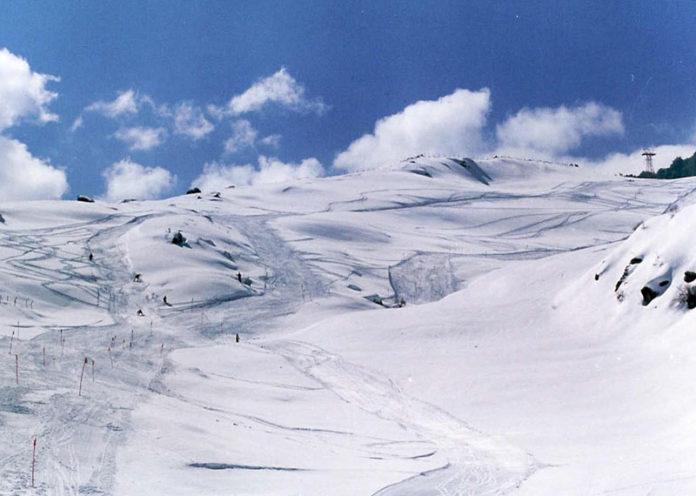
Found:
78,357 -> 88,396
31,437 -> 37,488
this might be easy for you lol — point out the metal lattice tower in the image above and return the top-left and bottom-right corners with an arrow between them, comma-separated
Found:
642,150 -> 656,173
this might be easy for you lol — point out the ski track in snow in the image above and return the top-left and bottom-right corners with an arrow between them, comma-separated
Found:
0,211 -> 169,495
269,340 -> 537,495
2,161 -> 696,494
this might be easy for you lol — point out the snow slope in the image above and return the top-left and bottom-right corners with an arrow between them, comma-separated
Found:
2,157 -> 696,495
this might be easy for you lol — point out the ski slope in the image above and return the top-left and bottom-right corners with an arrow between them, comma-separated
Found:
2,156 -> 696,495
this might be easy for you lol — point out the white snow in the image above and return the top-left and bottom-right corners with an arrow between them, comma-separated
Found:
2,156 -> 696,494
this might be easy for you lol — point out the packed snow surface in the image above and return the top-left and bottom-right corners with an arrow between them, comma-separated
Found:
2,156 -> 696,495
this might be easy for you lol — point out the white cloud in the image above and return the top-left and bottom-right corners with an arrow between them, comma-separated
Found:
259,134 -> 282,148
255,155 -> 323,185
114,126 -> 166,151
101,159 -> 175,202
218,67 -> 326,116
192,155 -> 323,191
70,116 -> 84,132
206,103 -> 226,121
496,102 -> 624,156
0,136 -> 68,200
191,162 -> 255,191
85,90 -> 139,118
0,48 -> 59,130
334,88 -> 491,171
171,102 -> 214,140
224,120 -> 257,153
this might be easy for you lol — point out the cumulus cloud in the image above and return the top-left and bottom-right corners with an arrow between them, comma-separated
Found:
101,159 -> 175,202
224,120 -> 257,153
496,102 -> 624,156
254,155 -> 323,184
171,102 -> 214,140
0,47 -> 59,130
85,90 -> 139,118
192,155 -> 323,190
0,136 -> 68,200
0,49 -> 66,199
333,88 -> 491,171
214,67 -> 327,117
114,126 -> 166,151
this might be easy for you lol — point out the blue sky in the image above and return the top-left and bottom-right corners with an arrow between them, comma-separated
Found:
0,1 -> 695,201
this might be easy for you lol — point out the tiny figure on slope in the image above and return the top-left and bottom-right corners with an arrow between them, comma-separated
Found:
137,309 -> 145,316
89,252 -> 93,262
163,295 -> 168,305
235,333 -> 240,343
237,271 -> 242,283
134,273 -> 141,282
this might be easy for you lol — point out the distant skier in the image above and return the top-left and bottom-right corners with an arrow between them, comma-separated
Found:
134,273 -> 141,282
163,295 -> 168,305
237,272 -> 242,283
235,333 -> 240,343
137,309 -> 144,316
89,252 -> 93,261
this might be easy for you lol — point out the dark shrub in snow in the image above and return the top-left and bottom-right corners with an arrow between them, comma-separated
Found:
186,187 -> 201,195
172,231 -> 187,246
641,286 -> 658,305
77,195 -> 94,203
685,271 -> 696,283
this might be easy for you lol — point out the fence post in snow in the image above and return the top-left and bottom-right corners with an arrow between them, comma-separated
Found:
8,330 -> 13,355
15,354 -> 18,385
31,437 -> 37,488
78,357 -> 88,396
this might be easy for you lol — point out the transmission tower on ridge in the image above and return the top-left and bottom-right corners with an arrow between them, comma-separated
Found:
642,149 -> 656,174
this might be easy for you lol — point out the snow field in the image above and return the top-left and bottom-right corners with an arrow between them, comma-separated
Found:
2,157 -> 696,494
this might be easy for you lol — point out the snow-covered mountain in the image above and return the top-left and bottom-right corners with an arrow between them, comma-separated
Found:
2,156 -> 696,495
